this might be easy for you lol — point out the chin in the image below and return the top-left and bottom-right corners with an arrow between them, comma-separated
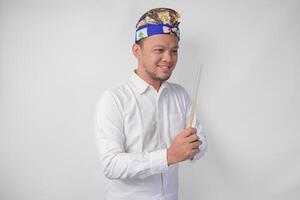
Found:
157,74 -> 172,81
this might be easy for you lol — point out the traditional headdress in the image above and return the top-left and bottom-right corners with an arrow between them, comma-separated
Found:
135,8 -> 181,42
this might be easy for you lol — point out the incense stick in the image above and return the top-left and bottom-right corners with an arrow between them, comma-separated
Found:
188,64 -> 203,127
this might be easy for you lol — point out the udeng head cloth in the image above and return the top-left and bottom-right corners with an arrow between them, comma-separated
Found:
135,8 -> 181,42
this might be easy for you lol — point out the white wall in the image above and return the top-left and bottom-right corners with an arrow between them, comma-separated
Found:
1,0 -> 299,199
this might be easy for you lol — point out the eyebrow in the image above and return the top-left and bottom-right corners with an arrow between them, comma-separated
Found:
153,45 -> 179,49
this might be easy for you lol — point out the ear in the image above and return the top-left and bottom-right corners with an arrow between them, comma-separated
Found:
132,43 -> 142,59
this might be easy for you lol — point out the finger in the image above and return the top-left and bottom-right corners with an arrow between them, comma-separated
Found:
183,128 -> 197,137
186,134 -> 199,143
190,141 -> 201,149
192,139 -> 202,146
188,127 -> 197,134
188,149 -> 200,159
181,129 -> 192,137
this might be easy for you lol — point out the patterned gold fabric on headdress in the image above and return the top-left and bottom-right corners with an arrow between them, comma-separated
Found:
136,8 -> 180,29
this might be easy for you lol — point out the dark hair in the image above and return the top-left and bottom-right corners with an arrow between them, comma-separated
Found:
135,38 -> 144,48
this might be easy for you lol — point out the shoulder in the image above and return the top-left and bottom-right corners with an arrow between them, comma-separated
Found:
96,82 -> 130,109
102,82 -> 126,96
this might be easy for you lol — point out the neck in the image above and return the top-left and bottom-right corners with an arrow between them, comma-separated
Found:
135,68 -> 162,91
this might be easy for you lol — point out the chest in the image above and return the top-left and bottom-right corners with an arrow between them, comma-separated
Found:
121,89 -> 187,152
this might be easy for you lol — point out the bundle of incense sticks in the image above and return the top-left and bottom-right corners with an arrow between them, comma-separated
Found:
188,64 -> 203,128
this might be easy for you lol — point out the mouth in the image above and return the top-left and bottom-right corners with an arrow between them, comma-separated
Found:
157,65 -> 173,73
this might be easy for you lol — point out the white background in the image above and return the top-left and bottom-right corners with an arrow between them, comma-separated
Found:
1,0 -> 299,199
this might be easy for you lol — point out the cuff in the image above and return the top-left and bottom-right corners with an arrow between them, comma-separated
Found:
149,149 -> 168,173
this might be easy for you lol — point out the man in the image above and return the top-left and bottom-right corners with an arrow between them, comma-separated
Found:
95,8 -> 207,200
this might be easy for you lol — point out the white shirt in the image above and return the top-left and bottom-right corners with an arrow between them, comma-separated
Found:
95,72 -> 207,200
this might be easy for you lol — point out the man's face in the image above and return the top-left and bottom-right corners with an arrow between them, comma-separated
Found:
136,34 -> 179,82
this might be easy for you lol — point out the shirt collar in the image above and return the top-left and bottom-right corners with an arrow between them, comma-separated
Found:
129,71 -> 169,94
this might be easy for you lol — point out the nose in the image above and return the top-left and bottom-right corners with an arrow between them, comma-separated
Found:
162,51 -> 172,63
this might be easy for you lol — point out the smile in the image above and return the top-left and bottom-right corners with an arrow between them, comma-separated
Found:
158,65 -> 173,73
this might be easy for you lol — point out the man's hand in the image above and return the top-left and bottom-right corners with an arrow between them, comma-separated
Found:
167,128 -> 202,166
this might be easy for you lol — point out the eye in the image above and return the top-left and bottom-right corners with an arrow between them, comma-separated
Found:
172,49 -> 178,54
171,49 -> 178,55
154,48 -> 164,53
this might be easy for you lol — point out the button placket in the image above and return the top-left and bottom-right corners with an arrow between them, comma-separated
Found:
156,90 -> 166,197
156,92 -> 166,148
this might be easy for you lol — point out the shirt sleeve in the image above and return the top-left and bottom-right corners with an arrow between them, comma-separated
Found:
94,90 -> 168,180
182,87 -> 208,161
190,119 -> 208,161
